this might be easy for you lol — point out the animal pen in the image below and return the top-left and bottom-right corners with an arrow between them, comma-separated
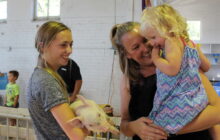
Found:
0,106 -> 121,140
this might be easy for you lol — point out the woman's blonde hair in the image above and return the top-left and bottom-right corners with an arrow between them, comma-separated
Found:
110,22 -> 141,82
141,4 -> 189,42
35,21 -> 71,102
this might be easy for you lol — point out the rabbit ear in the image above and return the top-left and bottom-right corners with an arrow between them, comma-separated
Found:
67,116 -> 84,128
76,95 -> 88,105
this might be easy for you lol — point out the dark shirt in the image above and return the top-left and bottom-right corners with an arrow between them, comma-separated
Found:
58,59 -> 82,95
129,74 -> 212,140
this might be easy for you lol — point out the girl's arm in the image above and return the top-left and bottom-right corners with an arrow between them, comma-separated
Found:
4,95 -> 7,105
51,103 -> 87,140
152,38 -> 182,76
120,75 -> 167,139
195,44 -> 211,72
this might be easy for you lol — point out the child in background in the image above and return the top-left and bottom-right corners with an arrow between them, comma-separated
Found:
140,4 -> 220,135
4,70 -> 20,125
27,21 -> 87,140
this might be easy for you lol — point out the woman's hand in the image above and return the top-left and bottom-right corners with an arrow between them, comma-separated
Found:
129,117 -> 167,140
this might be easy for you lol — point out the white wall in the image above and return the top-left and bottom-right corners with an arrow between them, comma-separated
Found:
0,0 -> 219,115
0,0 -> 143,115
169,0 -> 220,44
168,0 -> 220,80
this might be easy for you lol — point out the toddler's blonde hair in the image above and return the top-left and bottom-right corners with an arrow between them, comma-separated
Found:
141,4 -> 189,42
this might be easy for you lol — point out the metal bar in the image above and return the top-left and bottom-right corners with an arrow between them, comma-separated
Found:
16,118 -> 18,140
106,132 -> 110,140
0,107 -> 120,140
6,117 -> 9,140
27,120 -> 30,140
94,133 -> 97,140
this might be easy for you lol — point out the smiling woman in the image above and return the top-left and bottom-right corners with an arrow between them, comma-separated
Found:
110,21 -> 217,140
26,21 -> 87,140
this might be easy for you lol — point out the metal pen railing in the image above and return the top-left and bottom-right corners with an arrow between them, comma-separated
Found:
0,106 -> 35,140
0,106 -> 120,140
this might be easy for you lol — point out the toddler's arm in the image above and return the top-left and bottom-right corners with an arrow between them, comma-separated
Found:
196,44 -> 211,72
4,95 -> 6,105
151,38 -> 182,76
13,95 -> 19,107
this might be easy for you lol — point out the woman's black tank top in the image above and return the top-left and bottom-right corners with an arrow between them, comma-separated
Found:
129,74 -> 212,140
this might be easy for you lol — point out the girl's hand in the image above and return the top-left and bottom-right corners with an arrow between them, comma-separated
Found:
81,126 -> 90,136
129,117 -> 167,140
69,96 -> 77,103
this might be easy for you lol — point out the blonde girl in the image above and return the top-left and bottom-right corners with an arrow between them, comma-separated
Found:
27,21 -> 87,140
140,4 -> 220,135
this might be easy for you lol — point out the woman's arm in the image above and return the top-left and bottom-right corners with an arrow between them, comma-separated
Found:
178,72 -> 220,134
209,125 -> 220,140
152,38 -> 183,76
51,103 -> 87,140
120,75 -> 167,139
120,75 -> 134,136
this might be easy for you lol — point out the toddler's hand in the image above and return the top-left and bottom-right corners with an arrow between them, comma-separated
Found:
151,46 -> 161,61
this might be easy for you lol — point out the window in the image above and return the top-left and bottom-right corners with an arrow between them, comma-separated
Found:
0,0 -> 7,22
34,0 -> 60,20
187,20 -> 201,41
